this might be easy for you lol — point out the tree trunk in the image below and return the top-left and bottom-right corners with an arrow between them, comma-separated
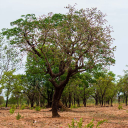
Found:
107,99 -> 109,105
101,95 -> 103,106
31,100 -> 34,107
126,96 -> 127,106
52,87 -> 63,117
5,96 -> 9,107
118,96 -> 120,104
68,91 -> 71,108
83,98 -> 87,107
77,97 -> 80,107
74,93 -> 76,105
95,96 -> 98,106
111,98 -> 113,107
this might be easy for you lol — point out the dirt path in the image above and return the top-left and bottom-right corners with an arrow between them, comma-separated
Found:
0,104 -> 128,128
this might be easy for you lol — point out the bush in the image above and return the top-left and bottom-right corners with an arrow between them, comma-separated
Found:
35,106 -> 41,111
20,105 -> 25,110
118,104 -> 123,110
68,118 -> 107,128
9,108 -> 15,114
30,107 -> 33,110
0,96 -> 5,105
16,113 -> 21,120
71,105 -> 78,109
11,104 -> 16,109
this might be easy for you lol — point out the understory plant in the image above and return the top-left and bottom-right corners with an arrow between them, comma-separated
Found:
16,112 -> 21,120
35,106 -> 41,111
68,118 -> 107,128
9,108 -> 15,114
118,103 -> 123,110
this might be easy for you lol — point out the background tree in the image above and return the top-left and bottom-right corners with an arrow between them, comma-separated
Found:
2,5 -> 116,117
0,35 -> 21,80
0,96 -> 5,105
0,70 -> 17,107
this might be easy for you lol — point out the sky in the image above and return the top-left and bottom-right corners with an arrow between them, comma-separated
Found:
0,0 -> 128,78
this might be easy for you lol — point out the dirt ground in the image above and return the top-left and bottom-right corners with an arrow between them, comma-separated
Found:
0,104 -> 128,128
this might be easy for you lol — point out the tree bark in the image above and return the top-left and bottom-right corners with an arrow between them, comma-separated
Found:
68,91 -> 71,108
5,96 -> 9,107
52,87 -> 63,117
126,96 -> 127,106
111,98 -> 113,106
83,98 -> 87,107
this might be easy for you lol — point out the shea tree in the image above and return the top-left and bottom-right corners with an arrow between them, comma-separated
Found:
2,5 -> 115,117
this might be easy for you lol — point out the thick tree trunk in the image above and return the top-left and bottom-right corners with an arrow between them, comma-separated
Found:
52,87 -> 72,117
52,88 -> 63,117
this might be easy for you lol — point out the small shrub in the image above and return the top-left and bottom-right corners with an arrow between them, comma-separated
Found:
71,105 -> 78,109
20,105 -> 25,110
16,113 -> 21,120
35,106 -> 41,111
68,118 -> 107,128
85,119 -> 94,128
11,104 -> 16,109
96,119 -> 107,128
42,106 -> 46,109
30,107 -> 33,110
118,104 -> 123,110
9,108 -> 15,114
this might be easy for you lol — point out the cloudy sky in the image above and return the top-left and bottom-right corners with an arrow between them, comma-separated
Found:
0,0 -> 128,78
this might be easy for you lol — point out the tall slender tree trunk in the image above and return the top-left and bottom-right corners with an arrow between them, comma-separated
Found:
111,98 -> 113,106
5,96 -> 9,107
126,96 -> 127,106
83,98 -> 87,107
77,97 -> 80,107
74,93 -> 76,105
68,91 -> 71,108
101,95 -> 104,106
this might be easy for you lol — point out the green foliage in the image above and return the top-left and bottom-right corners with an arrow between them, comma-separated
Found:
30,107 -> 33,110
9,108 -> 15,114
68,118 -> 107,128
20,105 -> 25,110
42,106 -> 46,109
16,112 -> 21,120
11,104 -> 16,109
35,106 -> 41,111
71,105 -> 79,109
118,104 -> 123,110
0,96 -> 5,105
1,5 -> 116,118
96,119 -> 107,128
85,119 -> 94,128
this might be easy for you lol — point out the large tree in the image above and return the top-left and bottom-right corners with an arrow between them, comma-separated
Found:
2,5 -> 115,117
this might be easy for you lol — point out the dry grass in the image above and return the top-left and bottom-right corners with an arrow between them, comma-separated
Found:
0,104 -> 128,128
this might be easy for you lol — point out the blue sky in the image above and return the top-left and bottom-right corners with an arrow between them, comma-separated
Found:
0,0 -> 128,77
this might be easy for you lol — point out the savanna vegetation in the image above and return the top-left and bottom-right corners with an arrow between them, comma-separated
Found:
0,4 -> 128,127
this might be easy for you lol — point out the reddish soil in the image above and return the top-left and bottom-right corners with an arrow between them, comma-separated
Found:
0,104 -> 128,128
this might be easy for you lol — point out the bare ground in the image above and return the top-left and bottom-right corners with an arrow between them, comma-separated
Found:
0,104 -> 128,128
